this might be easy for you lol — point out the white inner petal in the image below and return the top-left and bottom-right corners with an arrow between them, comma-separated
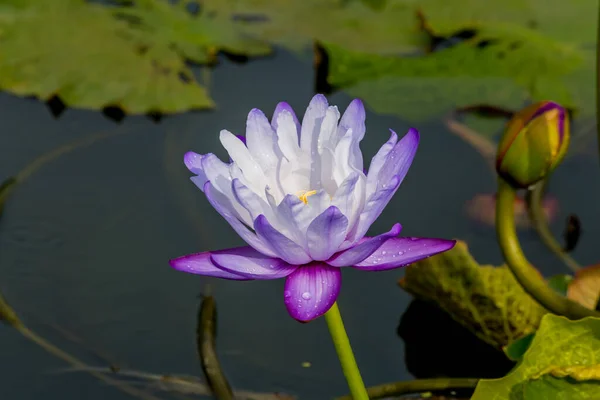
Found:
214,100 -> 369,252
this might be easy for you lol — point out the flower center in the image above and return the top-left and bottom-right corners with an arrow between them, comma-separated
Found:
296,189 -> 317,204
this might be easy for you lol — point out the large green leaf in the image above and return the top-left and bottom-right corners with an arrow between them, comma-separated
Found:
419,0 -> 598,46
204,0 -> 428,54
323,21 -> 584,123
399,240 -> 546,349
112,0 -> 272,64
472,315 -> 600,400
0,0 -> 213,114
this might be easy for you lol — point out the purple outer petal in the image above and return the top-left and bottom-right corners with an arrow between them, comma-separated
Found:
353,238 -> 457,271
272,102 -> 301,139
378,128 -> 419,186
254,214 -> 312,265
204,182 -> 278,257
169,252 -> 251,280
284,263 -> 341,322
306,206 -> 349,261
210,246 -> 297,279
327,223 -> 402,267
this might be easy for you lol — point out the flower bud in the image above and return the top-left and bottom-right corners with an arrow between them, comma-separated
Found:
496,101 -> 570,189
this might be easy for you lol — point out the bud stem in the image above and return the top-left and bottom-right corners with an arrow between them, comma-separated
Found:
496,179 -> 600,319
525,180 -> 581,272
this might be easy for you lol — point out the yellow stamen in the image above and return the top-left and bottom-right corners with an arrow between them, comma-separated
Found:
296,189 -> 317,204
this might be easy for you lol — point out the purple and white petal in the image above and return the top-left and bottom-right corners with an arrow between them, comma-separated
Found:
338,98 -> 366,143
306,206 -> 348,261
377,128 -> 419,189
272,101 -> 301,137
184,151 -> 205,175
338,99 -> 366,171
205,182 -> 277,257
353,237 -> 457,271
246,109 -> 280,172
365,131 -> 398,196
327,223 -> 402,267
346,174 -> 402,243
284,263 -> 341,322
254,214 -> 312,265
232,178 -> 274,222
220,129 -> 266,190
275,108 -> 302,161
210,246 -> 298,279
169,251 -> 251,280
300,94 -> 329,154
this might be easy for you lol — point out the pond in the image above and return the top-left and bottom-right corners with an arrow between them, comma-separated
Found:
1,46 -> 600,400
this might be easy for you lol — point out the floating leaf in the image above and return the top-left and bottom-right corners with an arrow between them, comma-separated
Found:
399,241 -> 546,349
112,0 -> 272,64
418,0 -> 598,46
472,315 -> 600,400
323,19 -> 583,123
567,264 -> 600,310
0,1 -> 213,114
206,0 -> 428,54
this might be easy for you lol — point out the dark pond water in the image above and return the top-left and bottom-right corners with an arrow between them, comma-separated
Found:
1,48 -> 599,400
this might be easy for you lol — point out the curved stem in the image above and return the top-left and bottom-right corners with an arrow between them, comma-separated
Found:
525,180 -> 581,272
335,377 -> 479,400
324,302 -> 369,400
496,179 -> 600,319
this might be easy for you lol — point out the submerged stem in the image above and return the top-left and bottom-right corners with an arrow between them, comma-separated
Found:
496,179 -> 600,319
525,180 -> 581,272
335,377 -> 479,400
324,302 -> 369,400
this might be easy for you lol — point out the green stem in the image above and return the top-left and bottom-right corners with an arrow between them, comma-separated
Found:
324,302 -> 369,400
496,179 -> 600,319
335,377 -> 479,400
525,180 -> 581,272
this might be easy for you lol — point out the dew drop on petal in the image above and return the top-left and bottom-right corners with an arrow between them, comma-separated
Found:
381,251 -> 387,255
301,291 -> 312,300
284,290 -> 292,299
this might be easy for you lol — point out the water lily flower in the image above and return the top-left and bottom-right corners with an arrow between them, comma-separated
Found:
496,101 -> 570,189
170,95 -> 456,322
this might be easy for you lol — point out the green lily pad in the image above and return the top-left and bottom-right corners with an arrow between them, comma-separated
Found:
323,20 -> 583,123
399,240 -> 546,349
418,0 -> 598,46
472,315 -> 600,400
112,0 -> 272,64
0,0 -> 213,114
207,0 -> 428,54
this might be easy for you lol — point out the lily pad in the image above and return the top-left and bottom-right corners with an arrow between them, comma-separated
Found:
567,264 -> 600,310
205,0 -> 428,54
112,0 -> 272,64
323,19 -> 583,123
472,314 -> 600,400
0,0 -> 213,114
399,240 -> 546,349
